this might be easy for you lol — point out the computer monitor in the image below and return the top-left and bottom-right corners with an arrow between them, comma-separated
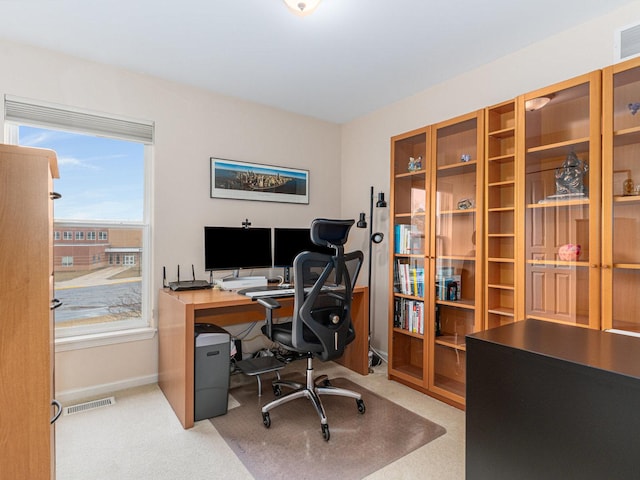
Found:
204,226 -> 272,272
273,227 -> 333,283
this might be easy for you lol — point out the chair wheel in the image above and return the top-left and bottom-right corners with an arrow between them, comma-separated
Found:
273,385 -> 282,397
356,398 -> 366,414
262,412 -> 271,428
321,423 -> 330,441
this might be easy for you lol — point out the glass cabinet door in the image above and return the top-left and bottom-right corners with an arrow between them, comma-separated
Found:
603,57 -> 640,333
430,111 -> 483,402
520,71 -> 601,329
388,128 -> 429,387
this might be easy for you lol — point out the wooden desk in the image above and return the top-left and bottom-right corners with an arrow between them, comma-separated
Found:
158,285 -> 369,429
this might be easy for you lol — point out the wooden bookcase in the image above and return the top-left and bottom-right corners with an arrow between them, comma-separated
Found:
484,100 -> 522,329
602,56 -> 640,333
388,127 -> 430,391
518,71 -> 601,329
387,63 -> 635,407
429,110 -> 484,406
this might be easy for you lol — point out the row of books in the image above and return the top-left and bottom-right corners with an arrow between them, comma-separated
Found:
393,297 -> 425,334
394,260 -> 425,297
394,224 -> 424,254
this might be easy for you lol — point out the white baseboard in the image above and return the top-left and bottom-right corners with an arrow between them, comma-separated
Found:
55,374 -> 158,405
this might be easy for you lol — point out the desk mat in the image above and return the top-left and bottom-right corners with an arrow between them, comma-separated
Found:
211,376 -> 446,480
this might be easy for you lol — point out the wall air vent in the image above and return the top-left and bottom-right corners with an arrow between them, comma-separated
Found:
63,396 -> 116,416
615,22 -> 640,61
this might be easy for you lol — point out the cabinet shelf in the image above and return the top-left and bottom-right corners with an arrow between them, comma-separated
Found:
488,257 -> 515,263
393,327 -> 424,339
526,199 -> 590,209
526,313 -> 590,327
487,306 -> 515,317
526,138 -> 590,160
488,206 -> 515,212
488,283 -> 515,290
395,169 -> 426,179
613,195 -> 640,204
613,263 -> 640,270
488,179 -> 515,187
395,211 -> 427,217
487,233 -> 515,238
437,255 -> 476,261
436,299 -> 476,310
488,127 -> 515,139
487,153 -> 515,163
613,125 -> 640,146
438,208 -> 476,215
394,253 -> 424,259
526,259 -> 590,267
436,160 -> 477,176
435,335 -> 466,351
393,292 -> 424,301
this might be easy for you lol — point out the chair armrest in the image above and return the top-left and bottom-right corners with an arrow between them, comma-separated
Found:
256,297 -> 281,339
257,297 -> 282,310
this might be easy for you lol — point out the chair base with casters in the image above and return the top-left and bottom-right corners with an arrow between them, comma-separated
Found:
261,355 -> 366,441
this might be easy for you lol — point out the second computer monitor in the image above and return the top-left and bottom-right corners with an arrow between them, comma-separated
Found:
273,227 -> 333,283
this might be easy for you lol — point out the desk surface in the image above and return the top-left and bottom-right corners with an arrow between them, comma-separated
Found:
157,285 -> 369,428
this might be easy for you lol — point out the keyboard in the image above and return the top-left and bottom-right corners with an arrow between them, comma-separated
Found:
239,285 -> 346,298
239,286 -> 295,298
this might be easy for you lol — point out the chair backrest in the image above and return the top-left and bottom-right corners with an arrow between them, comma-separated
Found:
291,219 -> 363,361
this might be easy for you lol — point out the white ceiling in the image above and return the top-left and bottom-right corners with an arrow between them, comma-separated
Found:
0,0 -> 635,123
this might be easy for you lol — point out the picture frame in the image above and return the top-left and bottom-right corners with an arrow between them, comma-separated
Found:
210,158 -> 309,204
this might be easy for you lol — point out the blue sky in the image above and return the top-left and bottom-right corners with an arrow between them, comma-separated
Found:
20,126 -> 144,221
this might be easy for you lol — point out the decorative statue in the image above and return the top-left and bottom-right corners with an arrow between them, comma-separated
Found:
555,151 -> 588,196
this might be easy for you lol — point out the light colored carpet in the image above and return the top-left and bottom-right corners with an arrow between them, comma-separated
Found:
55,362 -> 466,479
211,375 -> 446,480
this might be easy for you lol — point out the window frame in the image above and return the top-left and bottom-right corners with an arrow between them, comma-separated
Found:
4,98 -> 155,350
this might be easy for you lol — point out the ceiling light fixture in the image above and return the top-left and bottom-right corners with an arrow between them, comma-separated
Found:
283,0 -> 322,16
525,96 -> 552,111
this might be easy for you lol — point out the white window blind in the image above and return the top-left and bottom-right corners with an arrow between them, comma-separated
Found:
4,95 -> 154,144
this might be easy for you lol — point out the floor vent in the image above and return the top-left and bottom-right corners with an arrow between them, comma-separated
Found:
615,22 -> 640,61
63,396 -> 116,416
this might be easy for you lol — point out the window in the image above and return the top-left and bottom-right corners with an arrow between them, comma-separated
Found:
5,96 -> 153,341
54,231 -> 61,240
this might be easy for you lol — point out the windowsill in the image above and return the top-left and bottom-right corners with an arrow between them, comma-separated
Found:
55,327 -> 157,352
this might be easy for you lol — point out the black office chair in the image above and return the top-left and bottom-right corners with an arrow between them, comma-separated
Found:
256,218 -> 365,441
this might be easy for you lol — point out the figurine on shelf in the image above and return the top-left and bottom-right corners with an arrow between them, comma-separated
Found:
457,198 -> 472,210
629,102 -> 640,116
460,154 -> 471,163
623,175 -> 635,196
408,156 -> 415,171
414,155 -> 422,170
555,151 -> 589,196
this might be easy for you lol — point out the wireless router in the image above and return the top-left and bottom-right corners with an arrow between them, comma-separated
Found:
164,265 -> 212,291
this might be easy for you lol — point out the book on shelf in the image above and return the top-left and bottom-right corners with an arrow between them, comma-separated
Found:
394,224 -> 424,255
395,259 -> 425,297
435,274 -> 461,301
393,297 -> 425,334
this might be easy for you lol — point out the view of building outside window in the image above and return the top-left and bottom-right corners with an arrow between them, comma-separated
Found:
19,126 -> 146,335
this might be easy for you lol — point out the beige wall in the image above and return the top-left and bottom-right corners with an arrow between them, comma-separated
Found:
0,38 -> 342,399
1,0 -> 639,398
342,1 -> 640,357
